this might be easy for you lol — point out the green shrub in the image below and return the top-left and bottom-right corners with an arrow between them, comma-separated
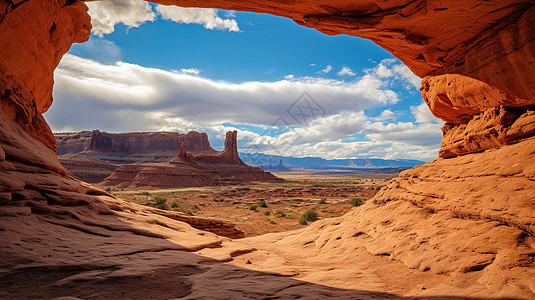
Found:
318,198 -> 327,204
139,191 -> 151,196
272,209 -> 286,218
299,209 -> 318,225
184,210 -> 193,216
249,204 -> 257,211
152,196 -> 167,210
269,219 -> 276,224
105,187 -> 112,193
170,202 -> 178,208
348,197 -> 365,207
263,210 -> 271,216
309,180 -> 329,187
259,200 -> 268,208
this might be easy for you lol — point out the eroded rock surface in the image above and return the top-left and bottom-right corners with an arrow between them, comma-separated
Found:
1,0 -> 535,299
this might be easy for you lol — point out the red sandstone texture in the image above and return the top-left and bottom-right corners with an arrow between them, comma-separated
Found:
57,155 -> 119,183
0,0 -> 535,299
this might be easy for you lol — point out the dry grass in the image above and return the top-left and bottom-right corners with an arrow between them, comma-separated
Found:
112,173 -> 394,236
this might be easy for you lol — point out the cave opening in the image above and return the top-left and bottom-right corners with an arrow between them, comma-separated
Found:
1,1 -> 534,298
45,0 -> 442,237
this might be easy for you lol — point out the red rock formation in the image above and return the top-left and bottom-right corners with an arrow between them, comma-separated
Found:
1,1 -> 535,299
102,131 -> 282,189
55,130 -> 219,182
194,130 -> 244,164
170,141 -> 194,163
56,130 -> 214,155
101,162 -> 282,190
58,155 -> 120,183
439,106 -> 535,157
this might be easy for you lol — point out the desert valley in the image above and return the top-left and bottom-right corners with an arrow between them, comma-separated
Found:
1,0 -> 535,299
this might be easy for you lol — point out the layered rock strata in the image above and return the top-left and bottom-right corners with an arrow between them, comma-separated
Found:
0,0 -> 534,299
56,130 -> 215,155
101,131 -> 282,189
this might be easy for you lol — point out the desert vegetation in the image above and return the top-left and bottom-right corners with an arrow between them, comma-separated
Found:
110,172 -> 390,236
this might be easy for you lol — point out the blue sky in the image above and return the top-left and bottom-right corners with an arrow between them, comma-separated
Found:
46,0 -> 442,161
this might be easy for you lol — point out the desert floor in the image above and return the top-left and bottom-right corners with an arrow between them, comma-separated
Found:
107,172 -> 395,236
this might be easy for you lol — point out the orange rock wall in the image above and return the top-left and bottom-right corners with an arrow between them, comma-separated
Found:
1,2 -> 535,298
0,0 -> 90,150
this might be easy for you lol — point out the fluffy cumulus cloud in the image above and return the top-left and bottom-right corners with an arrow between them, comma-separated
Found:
319,65 -> 332,74
155,5 -> 240,32
86,0 -> 240,36
49,54 -> 442,160
87,0 -> 156,37
411,102 -> 437,123
367,58 -> 421,89
52,54 -> 399,127
337,66 -> 356,76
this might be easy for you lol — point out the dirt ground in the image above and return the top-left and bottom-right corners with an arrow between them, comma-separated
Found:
111,172 -> 395,236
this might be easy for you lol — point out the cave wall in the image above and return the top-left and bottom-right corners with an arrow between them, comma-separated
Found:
0,1 -> 534,298
0,0 -> 90,150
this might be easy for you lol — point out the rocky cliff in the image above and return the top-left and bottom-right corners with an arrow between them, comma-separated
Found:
54,130 -> 228,183
0,1 -> 534,299
101,130 -> 282,189
56,130 -> 214,155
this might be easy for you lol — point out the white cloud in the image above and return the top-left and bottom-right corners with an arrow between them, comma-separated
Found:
411,102 -> 438,123
284,74 -> 294,80
337,67 -> 356,76
364,121 -> 442,147
392,64 -> 421,89
375,64 -> 394,78
224,10 -> 237,18
49,55 -> 441,160
319,65 -> 332,74
178,68 -> 200,75
86,0 -> 156,37
375,109 -> 396,121
51,54 -> 398,129
366,59 -> 421,89
265,111 -> 368,146
86,0 -> 240,35
155,5 -> 240,32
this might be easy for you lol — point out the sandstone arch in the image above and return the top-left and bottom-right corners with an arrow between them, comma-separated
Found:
0,1 -> 534,298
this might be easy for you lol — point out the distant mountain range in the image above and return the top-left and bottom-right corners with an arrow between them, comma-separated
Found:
239,153 -> 425,173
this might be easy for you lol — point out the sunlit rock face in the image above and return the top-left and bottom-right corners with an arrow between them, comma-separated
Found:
0,1 -> 534,299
